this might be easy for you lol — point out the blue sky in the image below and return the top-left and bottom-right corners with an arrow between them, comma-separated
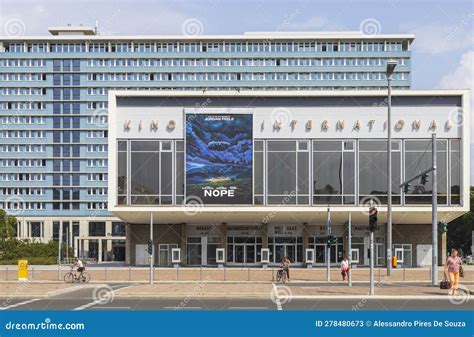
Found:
1,0 -> 473,183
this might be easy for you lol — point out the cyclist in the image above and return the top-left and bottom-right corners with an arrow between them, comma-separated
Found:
72,257 -> 85,280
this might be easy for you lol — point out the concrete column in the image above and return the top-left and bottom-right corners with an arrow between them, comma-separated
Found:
303,223 -> 309,251
439,232 -> 447,266
261,223 -> 268,248
180,223 -> 187,266
125,223 -> 131,265
219,223 -> 227,248
98,239 -> 103,262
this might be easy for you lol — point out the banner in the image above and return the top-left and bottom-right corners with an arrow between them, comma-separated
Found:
185,113 -> 253,205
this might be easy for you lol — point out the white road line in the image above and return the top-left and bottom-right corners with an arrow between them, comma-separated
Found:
164,306 -> 202,309
91,306 -> 131,309
272,283 -> 283,310
228,307 -> 268,310
73,300 -> 103,311
0,298 -> 41,310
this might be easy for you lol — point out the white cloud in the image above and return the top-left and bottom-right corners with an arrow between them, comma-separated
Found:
410,17 -> 474,54
438,51 -> 474,185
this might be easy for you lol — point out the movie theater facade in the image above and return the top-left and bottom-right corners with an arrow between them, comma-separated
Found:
108,90 -> 470,267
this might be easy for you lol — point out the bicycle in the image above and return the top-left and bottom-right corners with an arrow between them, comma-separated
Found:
276,266 -> 287,283
64,267 -> 90,283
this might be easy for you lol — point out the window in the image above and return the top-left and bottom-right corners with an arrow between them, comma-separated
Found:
450,140 -> 461,205
358,140 -> 401,204
29,221 -> 43,238
266,140 -> 309,205
313,140 -> 355,205
89,222 -> 106,236
404,140 -> 447,205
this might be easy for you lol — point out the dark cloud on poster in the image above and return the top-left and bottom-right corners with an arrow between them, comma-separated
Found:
186,113 -> 253,204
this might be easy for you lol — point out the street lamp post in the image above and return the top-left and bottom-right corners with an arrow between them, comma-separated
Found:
386,60 -> 397,277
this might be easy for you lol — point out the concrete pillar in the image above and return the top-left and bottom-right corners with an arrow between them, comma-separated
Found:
219,223 -> 227,248
261,223 -> 268,248
180,223 -> 187,266
125,223 -> 131,265
303,223 -> 309,251
98,239 -> 103,262
439,232 -> 447,266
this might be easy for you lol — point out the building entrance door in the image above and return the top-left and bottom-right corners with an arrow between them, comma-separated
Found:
274,244 -> 296,264
315,244 -> 326,264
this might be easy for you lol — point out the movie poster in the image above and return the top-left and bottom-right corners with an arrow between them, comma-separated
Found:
185,113 -> 253,205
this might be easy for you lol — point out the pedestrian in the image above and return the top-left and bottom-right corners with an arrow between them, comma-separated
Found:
340,255 -> 350,281
444,248 -> 462,296
283,256 -> 291,282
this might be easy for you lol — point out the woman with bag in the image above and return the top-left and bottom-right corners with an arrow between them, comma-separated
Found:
444,248 -> 463,295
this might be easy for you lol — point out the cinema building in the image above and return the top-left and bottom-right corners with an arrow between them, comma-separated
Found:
108,90 -> 470,267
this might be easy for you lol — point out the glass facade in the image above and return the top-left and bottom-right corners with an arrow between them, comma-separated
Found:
119,138 -> 461,207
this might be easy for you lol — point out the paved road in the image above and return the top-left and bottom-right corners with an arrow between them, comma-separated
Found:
0,283 -> 471,311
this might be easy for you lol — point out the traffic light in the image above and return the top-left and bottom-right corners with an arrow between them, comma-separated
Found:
438,222 -> 448,234
369,207 -> 378,232
326,235 -> 337,247
147,240 -> 153,255
420,173 -> 429,185
403,183 -> 411,194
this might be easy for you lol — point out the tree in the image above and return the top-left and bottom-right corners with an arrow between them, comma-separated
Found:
0,209 -> 16,240
447,187 -> 474,255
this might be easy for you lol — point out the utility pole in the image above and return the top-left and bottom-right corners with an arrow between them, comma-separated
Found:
386,60 -> 397,276
57,222 -> 62,281
326,206 -> 331,282
348,212 -> 352,287
398,133 -> 438,286
369,200 -> 377,296
150,212 -> 154,285
432,133 -> 438,286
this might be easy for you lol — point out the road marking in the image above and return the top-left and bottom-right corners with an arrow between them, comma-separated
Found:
228,306 -> 268,310
73,300 -> 103,311
0,298 -> 41,310
164,306 -> 202,309
272,283 -> 283,310
91,306 -> 131,309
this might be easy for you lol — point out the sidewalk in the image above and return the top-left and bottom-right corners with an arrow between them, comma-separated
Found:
1,266 -> 473,283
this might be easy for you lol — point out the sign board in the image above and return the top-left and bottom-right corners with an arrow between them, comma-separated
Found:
18,259 -> 28,281
185,113 -> 253,205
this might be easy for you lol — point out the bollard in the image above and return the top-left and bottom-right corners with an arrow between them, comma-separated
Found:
224,266 -> 226,281
378,268 -> 381,282
31,266 -> 34,281
128,266 -> 131,281
403,267 -> 406,281
200,266 -> 202,281
248,267 -> 250,281
271,267 -> 274,282
5,266 -> 8,281
105,267 -> 107,281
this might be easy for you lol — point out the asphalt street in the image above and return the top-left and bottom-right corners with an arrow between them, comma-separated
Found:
0,283 -> 471,311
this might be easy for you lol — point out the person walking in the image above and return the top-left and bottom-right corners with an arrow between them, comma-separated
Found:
340,255 -> 350,281
444,248 -> 462,295
283,256 -> 291,282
